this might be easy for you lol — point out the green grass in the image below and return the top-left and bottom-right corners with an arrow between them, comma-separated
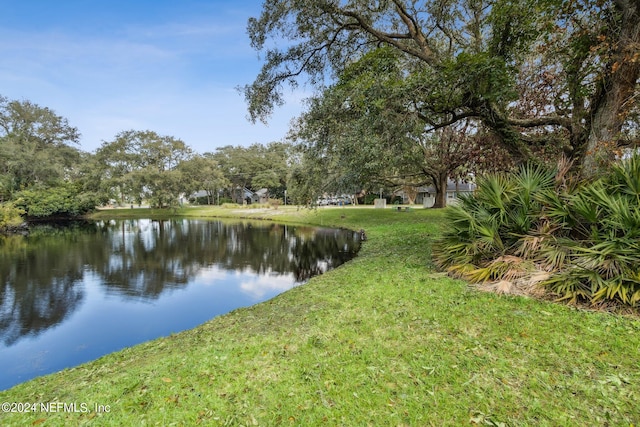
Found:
2,206 -> 640,426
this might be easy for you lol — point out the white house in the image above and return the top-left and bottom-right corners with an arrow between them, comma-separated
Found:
419,180 -> 476,207
394,180 -> 476,207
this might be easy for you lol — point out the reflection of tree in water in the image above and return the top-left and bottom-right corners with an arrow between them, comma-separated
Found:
289,228 -> 361,282
94,220 -> 361,297
0,224 -> 92,346
93,220 -> 196,299
0,219 -> 360,345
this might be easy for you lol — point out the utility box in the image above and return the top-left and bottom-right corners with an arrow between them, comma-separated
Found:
374,198 -> 387,209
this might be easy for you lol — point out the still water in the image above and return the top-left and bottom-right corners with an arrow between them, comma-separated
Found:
0,219 -> 361,390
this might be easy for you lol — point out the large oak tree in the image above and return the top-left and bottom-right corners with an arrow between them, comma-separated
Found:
95,130 -> 193,208
290,47 -> 513,207
243,0 -> 640,175
0,96 -> 81,198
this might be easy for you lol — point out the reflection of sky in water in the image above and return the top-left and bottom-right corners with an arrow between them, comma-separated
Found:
238,271 -> 298,300
0,266 -> 298,391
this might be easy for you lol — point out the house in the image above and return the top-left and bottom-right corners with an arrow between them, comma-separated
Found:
418,180 -> 476,208
231,187 -> 256,204
230,187 -> 270,204
394,180 -> 476,207
254,188 -> 269,204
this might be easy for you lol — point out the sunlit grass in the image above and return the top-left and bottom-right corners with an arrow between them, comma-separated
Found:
1,206 -> 639,425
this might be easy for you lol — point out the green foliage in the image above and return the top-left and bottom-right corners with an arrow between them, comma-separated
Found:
447,52 -> 518,104
290,46 -> 515,207
0,95 -> 110,217
0,96 -> 82,194
543,156 -> 640,305
435,163 -> 555,273
211,142 -> 290,199
245,0 -> 640,173
435,154 -> 640,306
0,202 -> 25,230
95,130 -> 194,208
14,183 -> 105,218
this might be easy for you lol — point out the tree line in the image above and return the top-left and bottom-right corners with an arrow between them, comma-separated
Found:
3,0 -> 639,224
0,91 -> 414,229
0,95 -> 298,226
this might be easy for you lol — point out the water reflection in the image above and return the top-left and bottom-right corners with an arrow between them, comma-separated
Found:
0,226 -> 89,346
94,220 -> 359,299
0,219 -> 361,390
0,219 -> 360,349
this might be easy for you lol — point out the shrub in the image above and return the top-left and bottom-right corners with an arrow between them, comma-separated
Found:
14,183 -> 105,218
434,155 -> 640,307
434,163 -> 557,282
542,155 -> 640,305
0,202 -> 25,230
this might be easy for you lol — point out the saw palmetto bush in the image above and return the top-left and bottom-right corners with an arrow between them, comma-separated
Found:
542,155 -> 640,305
434,154 -> 640,306
434,163 -> 557,284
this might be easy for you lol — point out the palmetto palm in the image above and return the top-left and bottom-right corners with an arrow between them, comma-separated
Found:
434,154 -> 640,306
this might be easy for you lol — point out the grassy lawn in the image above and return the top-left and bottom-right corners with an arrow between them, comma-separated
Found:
1,206 -> 639,426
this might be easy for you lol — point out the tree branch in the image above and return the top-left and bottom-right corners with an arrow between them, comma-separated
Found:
505,115 -> 573,129
339,5 -> 438,65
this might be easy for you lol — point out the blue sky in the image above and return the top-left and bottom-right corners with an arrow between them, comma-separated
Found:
0,0 -> 305,154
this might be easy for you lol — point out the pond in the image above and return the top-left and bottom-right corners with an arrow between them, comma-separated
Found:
0,219 -> 361,390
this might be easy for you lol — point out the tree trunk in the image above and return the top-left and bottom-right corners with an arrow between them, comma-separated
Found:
405,185 -> 418,204
432,173 -> 448,208
580,0 -> 640,175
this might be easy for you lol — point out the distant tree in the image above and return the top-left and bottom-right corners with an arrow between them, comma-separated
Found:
211,145 -> 254,201
178,155 -> 229,204
211,142 -> 291,201
93,131 -> 140,205
252,142 -> 291,199
285,143 -> 350,205
72,151 -> 112,204
96,130 -> 193,208
0,95 -> 82,196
